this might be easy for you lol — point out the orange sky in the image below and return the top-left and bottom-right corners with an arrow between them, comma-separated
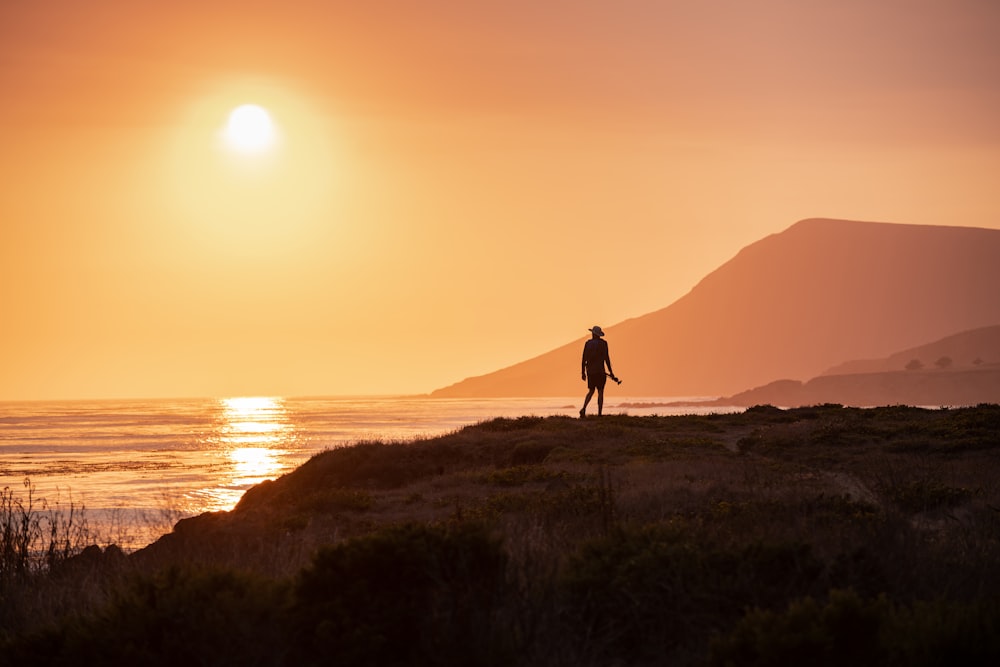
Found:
2,0 -> 999,400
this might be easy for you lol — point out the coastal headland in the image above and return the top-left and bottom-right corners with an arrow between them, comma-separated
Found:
4,403 -> 999,664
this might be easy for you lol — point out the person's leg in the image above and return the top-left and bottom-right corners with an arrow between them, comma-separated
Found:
597,386 -> 604,415
581,387 -> 595,417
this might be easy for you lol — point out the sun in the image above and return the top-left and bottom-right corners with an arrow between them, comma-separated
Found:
223,104 -> 276,154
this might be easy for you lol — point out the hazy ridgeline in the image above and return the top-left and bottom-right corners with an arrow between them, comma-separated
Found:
3,404 -> 1000,665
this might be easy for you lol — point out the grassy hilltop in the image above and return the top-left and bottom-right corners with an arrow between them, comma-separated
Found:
4,404 -> 1000,665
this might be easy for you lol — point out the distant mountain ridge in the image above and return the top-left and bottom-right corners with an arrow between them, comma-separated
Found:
701,325 -> 1000,407
432,218 -> 1000,397
821,324 -> 1000,376
712,367 -> 1000,408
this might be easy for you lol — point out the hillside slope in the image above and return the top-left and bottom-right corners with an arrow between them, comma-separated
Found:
716,367 -> 1000,408
821,324 -> 1000,376
433,219 -> 1000,397
692,325 -> 1000,408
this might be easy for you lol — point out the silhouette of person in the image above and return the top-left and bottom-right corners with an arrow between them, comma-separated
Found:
580,325 -> 614,417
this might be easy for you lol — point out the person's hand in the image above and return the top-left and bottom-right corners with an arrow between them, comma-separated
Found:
581,372 -> 586,381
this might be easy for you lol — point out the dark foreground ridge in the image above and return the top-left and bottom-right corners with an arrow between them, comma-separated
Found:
5,404 -> 1000,665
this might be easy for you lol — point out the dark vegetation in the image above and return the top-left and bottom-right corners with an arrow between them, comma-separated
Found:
3,404 -> 1000,665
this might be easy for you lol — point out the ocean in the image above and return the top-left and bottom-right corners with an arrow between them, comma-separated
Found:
0,395 -> 728,547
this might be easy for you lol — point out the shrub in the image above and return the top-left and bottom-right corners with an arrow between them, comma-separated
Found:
709,589 -> 1000,667
708,589 -> 890,667
510,440 -> 555,465
881,480 -> 973,513
480,465 -> 566,487
558,526 -> 824,663
4,566 -> 288,665
290,522 -> 509,666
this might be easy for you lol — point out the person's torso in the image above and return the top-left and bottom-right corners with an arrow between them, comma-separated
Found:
583,338 -> 608,369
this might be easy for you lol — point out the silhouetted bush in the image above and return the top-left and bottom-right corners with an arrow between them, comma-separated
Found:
708,589 -> 1000,667
5,566 -> 288,666
880,479 -> 974,513
708,589 -> 890,667
290,522 -> 509,667
928,404 -> 1000,450
934,356 -> 953,369
510,440 -> 555,465
558,526 -> 824,664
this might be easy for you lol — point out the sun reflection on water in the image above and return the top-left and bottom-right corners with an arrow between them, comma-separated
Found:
221,396 -> 291,447
198,396 -> 297,512
229,446 -> 284,484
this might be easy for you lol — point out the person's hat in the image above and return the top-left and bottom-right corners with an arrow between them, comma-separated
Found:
589,325 -> 604,336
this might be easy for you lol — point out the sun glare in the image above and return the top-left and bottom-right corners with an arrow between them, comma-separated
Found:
224,104 -> 276,154
165,80 -> 342,255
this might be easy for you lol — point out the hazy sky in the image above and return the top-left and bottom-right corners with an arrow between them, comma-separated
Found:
2,0 -> 999,400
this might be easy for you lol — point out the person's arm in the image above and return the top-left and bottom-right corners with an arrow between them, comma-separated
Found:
604,341 -> 613,376
581,343 -> 587,379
